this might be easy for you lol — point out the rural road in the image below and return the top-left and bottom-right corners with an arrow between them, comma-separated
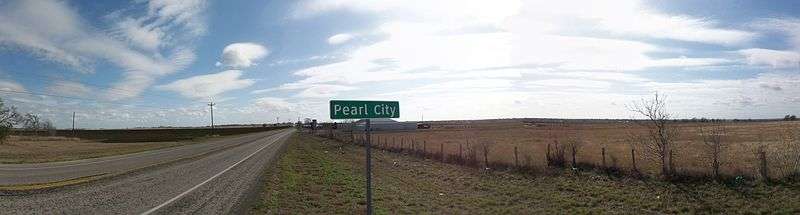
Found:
0,129 -> 287,185
0,129 -> 294,214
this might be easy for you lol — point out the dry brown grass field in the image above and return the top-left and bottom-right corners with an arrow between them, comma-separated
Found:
331,120 -> 800,180
255,133 -> 800,214
0,135 -> 203,164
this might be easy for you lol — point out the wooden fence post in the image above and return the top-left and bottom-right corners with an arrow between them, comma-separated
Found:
400,137 -> 405,153
758,146 -> 769,181
410,139 -> 414,155
546,143 -> 552,166
571,145 -> 577,168
459,143 -> 463,164
669,149 -> 675,177
418,139 -> 422,157
601,147 -> 606,170
417,139 -> 421,155
440,143 -> 445,163
483,145 -> 489,169
514,146 -> 519,168
423,141 -> 427,158
631,148 -> 638,173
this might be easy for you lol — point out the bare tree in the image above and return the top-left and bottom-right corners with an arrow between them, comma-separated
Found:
0,98 -> 21,144
565,133 -> 584,168
22,113 -> 41,135
699,122 -> 727,179
628,93 -> 679,178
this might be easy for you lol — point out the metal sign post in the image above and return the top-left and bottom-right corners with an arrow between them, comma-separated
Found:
365,118 -> 372,215
329,100 -> 399,215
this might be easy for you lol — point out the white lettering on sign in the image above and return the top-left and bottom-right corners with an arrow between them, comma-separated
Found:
334,104 -> 342,115
373,104 -> 396,117
360,104 -> 367,116
332,102 -> 397,118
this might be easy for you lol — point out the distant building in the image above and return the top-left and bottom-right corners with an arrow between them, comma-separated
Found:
352,118 -> 417,131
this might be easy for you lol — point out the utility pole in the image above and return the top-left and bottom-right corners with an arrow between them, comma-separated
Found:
208,102 -> 215,136
72,112 -> 76,137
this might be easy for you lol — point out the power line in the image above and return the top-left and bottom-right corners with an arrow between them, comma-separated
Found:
1,91 -> 221,129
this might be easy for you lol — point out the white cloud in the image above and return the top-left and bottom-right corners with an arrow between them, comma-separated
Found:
520,70 -> 648,83
588,7 -> 754,45
278,18 -> 732,103
738,18 -> 800,69
286,0 -> 742,91
642,72 -> 800,117
274,0 -> 755,121
759,83 -> 782,91
157,70 -> 255,99
0,79 -> 25,92
327,33 -> 355,45
278,0 -> 800,120
112,17 -> 164,51
0,0 -> 206,100
295,0 -> 755,46
738,48 -> 800,69
110,0 -> 207,51
382,79 -> 513,96
295,0 -> 522,27
750,18 -> 800,49
509,1 -> 756,46
296,84 -> 357,98
524,79 -> 613,90
145,0 -> 208,37
648,57 -> 733,68
47,81 -> 92,97
0,0 -> 92,72
254,97 -> 293,110
216,43 -> 269,68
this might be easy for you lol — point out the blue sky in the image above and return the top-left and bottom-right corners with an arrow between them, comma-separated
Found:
0,0 -> 798,129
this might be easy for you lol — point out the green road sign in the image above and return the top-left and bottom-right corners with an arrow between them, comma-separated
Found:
330,100 -> 399,119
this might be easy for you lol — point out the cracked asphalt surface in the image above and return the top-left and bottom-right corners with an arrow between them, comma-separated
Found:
0,129 -> 294,214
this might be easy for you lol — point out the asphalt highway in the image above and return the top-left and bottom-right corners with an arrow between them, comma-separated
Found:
0,129 -> 286,185
0,129 -> 294,214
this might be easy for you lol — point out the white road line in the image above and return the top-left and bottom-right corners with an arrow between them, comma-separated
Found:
140,131 -> 291,215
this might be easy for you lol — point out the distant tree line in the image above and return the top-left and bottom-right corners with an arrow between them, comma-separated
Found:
0,98 -> 56,144
670,115 -> 798,123
680,117 -> 725,123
